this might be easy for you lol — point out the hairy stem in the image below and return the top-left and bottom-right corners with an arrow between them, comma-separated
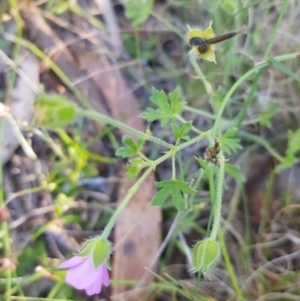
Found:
189,52 -> 214,95
77,108 -> 173,149
209,155 -> 225,241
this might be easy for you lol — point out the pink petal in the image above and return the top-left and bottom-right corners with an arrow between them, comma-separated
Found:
65,256 -> 99,290
85,267 -> 103,296
85,282 -> 101,296
101,264 -> 110,287
59,256 -> 86,269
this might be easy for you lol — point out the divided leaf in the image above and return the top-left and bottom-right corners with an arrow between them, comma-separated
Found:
275,129 -> 300,172
219,128 -> 242,155
141,87 -> 186,126
116,136 -> 144,158
194,155 -> 209,171
151,180 -> 196,212
275,150 -> 298,173
172,121 -> 192,141
127,157 -> 146,179
288,129 -> 300,154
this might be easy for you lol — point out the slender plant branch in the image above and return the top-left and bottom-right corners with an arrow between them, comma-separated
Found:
77,108 -> 173,149
177,132 -> 207,151
172,153 -> 176,179
238,130 -> 284,162
183,106 -> 215,119
219,229 -> 246,301
264,0 -> 289,60
176,115 -> 202,134
212,52 -> 300,139
189,52 -> 214,95
101,167 -> 153,239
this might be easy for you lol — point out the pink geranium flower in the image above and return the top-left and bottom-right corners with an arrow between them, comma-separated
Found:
59,256 -> 110,296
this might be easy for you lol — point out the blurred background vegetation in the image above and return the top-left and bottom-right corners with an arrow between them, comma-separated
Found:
1,0 -> 300,300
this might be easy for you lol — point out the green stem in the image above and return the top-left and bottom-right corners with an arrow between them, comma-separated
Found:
183,106 -> 215,120
211,52 -> 300,139
264,0 -> 289,60
77,108 -> 173,149
219,229 -> 246,301
172,152 -> 176,179
209,155 -> 225,241
259,168 -> 275,233
176,115 -> 202,134
188,169 -> 204,206
238,130 -> 284,162
101,167 -> 153,239
189,52 -> 214,95
232,71 -> 262,129
153,150 -> 173,166
177,132 -> 207,152
139,152 -> 151,162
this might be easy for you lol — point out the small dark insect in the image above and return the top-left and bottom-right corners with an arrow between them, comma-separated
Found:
189,26 -> 248,55
204,140 -> 221,168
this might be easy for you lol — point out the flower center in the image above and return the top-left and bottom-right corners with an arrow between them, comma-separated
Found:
189,37 -> 208,54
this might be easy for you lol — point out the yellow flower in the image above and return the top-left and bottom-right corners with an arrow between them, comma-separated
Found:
187,26 -> 216,63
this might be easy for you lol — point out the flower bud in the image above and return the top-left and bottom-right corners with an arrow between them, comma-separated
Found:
192,239 -> 220,274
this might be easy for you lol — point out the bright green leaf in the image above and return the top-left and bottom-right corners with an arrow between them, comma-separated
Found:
275,150 -> 298,173
127,165 -> 141,179
275,129 -> 300,172
141,87 -> 186,126
116,136 -> 144,158
171,123 -> 180,137
288,129 -> 300,154
219,128 -> 242,155
194,155 -> 209,171
172,121 -> 192,141
151,180 -> 196,212
127,157 -> 146,179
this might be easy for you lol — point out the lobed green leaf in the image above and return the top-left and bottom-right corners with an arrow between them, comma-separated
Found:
141,87 -> 186,127
172,121 -> 192,141
219,128 -> 242,155
116,136 -> 144,158
152,180 -> 196,212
